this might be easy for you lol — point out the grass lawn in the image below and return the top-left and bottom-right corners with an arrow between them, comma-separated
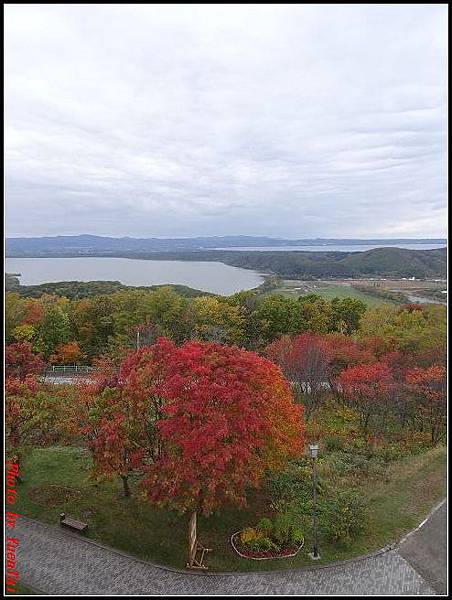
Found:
14,444 -> 446,572
5,582 -> 39,595
312,285 -> 388,307
268,282 -> 389,307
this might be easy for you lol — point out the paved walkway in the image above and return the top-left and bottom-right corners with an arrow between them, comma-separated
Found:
12,503 -> 446,596
399,501 -> 447,594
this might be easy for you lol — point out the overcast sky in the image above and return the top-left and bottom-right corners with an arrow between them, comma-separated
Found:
5,4 -> 447,239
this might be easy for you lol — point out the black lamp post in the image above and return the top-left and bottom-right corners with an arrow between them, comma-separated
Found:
309,443 -> 320,560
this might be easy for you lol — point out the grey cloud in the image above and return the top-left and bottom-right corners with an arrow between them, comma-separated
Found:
5,4 -> 447,238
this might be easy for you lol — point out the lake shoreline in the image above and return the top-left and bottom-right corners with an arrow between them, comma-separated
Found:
6,245 -> 447,283
5,257 -> 266,296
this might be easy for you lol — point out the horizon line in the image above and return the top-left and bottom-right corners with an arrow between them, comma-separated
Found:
5,234 -> 448,241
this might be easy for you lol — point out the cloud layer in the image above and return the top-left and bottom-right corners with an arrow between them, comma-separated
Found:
5,4 -> 447,238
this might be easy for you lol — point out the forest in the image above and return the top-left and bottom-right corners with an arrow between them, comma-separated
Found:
5,284 -> 447,570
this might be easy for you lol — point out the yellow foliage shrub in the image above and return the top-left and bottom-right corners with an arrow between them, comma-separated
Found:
240,527 -> 264,544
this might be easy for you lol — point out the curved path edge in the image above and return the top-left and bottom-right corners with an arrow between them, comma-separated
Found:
12,501 -> 446,595
397,498 -> 447,595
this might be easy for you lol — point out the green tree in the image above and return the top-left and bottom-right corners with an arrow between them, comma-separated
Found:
11,323 -> 37,344
359,304 -> 446,353
5,293 -> 27,343
71,296 -> 115,357
192,296 -> 245,344
252,295 -> 305,343
330,297 -> 367,334
298,295 -> 333,333
35,302 -> 71,359
143,286 -> 194,343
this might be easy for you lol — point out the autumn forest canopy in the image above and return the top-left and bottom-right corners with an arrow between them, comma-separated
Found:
6,284 -> 446,451
5,282 -> 447,565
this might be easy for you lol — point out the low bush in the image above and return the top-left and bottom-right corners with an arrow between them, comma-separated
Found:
239,526 -> 266,546
328,451 -> 386,479
238,515 -> 304,554
256,517 -> 273,535
272,512 -> 304,546
324,435 -> 345,452
247,536 -> 280,553
264,458 -> 323,511
275,482 -> 369,547
239,527 -> 280,552
317,490 -> 368,544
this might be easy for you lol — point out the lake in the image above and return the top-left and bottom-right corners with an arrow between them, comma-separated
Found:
5,257 -> 265,296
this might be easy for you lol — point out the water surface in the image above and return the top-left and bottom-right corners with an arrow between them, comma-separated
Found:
5,257 -> 264,296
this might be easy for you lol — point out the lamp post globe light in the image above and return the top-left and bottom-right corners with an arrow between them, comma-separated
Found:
309,444 -> 320,560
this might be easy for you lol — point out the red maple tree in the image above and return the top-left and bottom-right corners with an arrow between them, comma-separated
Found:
323,333 -> 375,386
266,333 -> 332,418
106,338 -> 303,556
337,361 -> 396,438
76,338 -> 304,555
141,340 -> 304,512
405,365 -> 446,444
5,343 -> 46,379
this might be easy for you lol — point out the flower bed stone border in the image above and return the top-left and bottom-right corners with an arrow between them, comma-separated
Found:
230,530 -> 304,560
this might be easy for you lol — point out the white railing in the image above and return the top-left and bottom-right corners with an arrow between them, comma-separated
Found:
46,365 -> 95,374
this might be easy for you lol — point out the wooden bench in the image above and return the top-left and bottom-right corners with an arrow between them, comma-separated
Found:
186,541 -> 212,570
59,513 -> 88,533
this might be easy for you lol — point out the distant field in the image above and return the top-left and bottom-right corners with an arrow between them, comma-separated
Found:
267,278 -> 447,307
312,285 -> 388,306
271,281 -> 389,306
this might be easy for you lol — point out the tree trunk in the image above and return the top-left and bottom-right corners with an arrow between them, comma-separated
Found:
187,510 -> 197,567
120,474 -> 130,497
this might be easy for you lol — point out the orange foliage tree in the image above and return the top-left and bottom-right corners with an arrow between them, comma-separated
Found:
77,386 -> 146,497
49,341 -> 84,365
405,365 -> 446,444
75,343 -> 173,497
5,343 -> 46,379
5,376 -> 40,452
337,361 -> 396,438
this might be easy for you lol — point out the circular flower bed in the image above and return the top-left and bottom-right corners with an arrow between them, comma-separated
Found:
231,530 -> 304,560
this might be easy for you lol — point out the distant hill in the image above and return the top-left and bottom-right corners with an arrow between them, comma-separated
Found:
340,247 -> 447,279
5,235 -> 446,280
162,247 -> 446,279
5,234 -> 446,255
4,277 -> 213,299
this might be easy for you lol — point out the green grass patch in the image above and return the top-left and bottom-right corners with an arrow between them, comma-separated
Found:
15,444 -> 445,572
267,283 -> 389,307
310,285 -> 388,307
5,582 -> 39,595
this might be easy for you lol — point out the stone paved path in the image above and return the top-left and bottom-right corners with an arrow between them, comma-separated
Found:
399,500 -> 447,594
12,512 -> 442,596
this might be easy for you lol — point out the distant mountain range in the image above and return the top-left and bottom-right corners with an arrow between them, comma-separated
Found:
5,234 -> 447,255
